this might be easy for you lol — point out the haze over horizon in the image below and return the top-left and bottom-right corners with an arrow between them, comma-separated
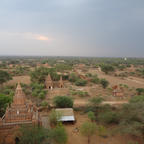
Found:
0,0 -> 144,57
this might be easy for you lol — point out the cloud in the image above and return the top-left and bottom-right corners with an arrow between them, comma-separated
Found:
36,35 -> 49,41
0,32 -> 52,41
21,32 -> 51,41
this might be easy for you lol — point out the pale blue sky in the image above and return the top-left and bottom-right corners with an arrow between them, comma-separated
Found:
0,0 -> 144,57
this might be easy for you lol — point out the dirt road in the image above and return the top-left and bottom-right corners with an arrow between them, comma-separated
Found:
74,99 -> 128,107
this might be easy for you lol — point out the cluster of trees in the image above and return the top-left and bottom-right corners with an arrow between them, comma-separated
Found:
12,66 -> 30,76
55,63 -> 72,72
90,74 -> 109,89
0,93 -> 12,117
17,124 -> 67,144
83,95 -> 144,138
0,70 -> 12,86
30,67 -> 59,83
69,72 -> 109,88
0,71 -> 13,117
31,83 -> 47,100
69,73 -> 87,86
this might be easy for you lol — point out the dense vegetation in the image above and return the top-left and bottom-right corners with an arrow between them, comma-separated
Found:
53,96 -> 73,108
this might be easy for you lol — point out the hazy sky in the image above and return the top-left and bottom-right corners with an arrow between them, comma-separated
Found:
0,0 -> 144,57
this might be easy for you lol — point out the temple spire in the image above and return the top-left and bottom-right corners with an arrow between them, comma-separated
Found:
13,83 -> 26,105
59,76 -> 64,88
45,74 -> 53,89
47,74 -> 52,81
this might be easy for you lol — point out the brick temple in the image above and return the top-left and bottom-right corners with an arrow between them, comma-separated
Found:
45,74 -> 64,89
0,83 -> 41,144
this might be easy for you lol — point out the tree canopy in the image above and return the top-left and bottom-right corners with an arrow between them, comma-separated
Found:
53,96 -> 73,108
80,121 -> 97,144
0,94 -> 12,117
18,125 -> 50,144
0,70 -> 12,85
30,67 -> 59,83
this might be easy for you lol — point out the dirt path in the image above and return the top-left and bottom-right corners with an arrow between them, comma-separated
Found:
73,99 -> 128,107
89,70 -> 144,88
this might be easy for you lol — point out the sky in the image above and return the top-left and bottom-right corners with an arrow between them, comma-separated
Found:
0,0 -> 144,57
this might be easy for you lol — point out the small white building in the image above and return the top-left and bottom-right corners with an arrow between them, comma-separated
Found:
55,108 -> 75,122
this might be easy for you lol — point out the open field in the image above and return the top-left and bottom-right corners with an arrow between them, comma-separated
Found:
4,75 -> 31,85
89,69 -> 144,88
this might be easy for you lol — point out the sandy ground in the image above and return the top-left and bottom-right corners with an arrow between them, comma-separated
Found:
89,70 -> 144,88
4,75 -> 31,85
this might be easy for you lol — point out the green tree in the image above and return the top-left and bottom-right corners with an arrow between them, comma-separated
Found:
118,100 -> 144,136
18,125 -> 50,144
49,110 -> 62,127
136,88 -> 144,95
50,125 -> 68,144
130,95 -> 144,103
0,70 -> 12,86
0,94 -> 12,117
100,79 -> 109,89
53,96 -> 73,108
101,64 -> 115,74
98,111 -> 120,124
30,67 -> 59,83
89,97 -> 104,107
87,111 -> 96,121
31,83 -> 47,100
80,121 -> 97,144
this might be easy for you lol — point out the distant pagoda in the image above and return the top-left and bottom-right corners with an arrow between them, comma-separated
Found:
45,74 -> 53,89
45,74 -> 64,89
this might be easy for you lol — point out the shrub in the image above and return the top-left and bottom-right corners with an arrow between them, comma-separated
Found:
91,75 -> 100,84
40,101 -> 49,108
100,79 -> 109,89
130,95 -> 144,103
53,96 -> 73,108
98,111 -> 120,124
75,79 -> 87,86
71,90 -> 89,97
136,88 -> 144,95
87,111 -> 96,121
